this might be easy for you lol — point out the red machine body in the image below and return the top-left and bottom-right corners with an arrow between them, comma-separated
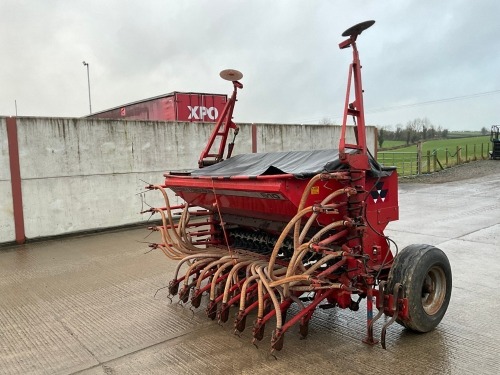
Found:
166,171 -> 398,258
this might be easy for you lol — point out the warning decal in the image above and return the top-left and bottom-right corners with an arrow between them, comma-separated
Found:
370,181 -> 388,203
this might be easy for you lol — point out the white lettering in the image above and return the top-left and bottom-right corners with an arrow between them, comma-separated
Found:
187,106 -> 219,121
188,106 -> 199,120
199,106 -> 207,119
207,107 -> 218,120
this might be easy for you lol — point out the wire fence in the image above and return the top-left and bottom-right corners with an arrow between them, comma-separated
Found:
377,142 -> 492,176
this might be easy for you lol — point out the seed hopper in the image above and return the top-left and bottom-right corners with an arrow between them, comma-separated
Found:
144,20 -> 452,352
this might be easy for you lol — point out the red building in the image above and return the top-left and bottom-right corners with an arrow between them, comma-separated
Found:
87,92 -> 228,122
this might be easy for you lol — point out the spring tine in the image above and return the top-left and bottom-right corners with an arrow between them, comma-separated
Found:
372,281 -> 387,325
381,283 -> 402,349
364,280 -> 386,345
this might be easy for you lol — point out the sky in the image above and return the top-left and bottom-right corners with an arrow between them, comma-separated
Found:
1,0 -> 499,131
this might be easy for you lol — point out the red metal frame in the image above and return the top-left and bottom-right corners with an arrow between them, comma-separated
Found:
6,117 -> 26,244
338,28 -> 370,170
198,81 -> 242,167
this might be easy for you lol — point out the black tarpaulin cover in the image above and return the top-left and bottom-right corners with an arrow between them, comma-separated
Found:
188,149 -> 390,178
191,149 -> 344,178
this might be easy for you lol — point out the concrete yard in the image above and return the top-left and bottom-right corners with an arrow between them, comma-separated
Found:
1,167 -> 499,375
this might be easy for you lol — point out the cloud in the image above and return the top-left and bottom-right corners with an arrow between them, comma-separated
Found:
1,0 -> 499,130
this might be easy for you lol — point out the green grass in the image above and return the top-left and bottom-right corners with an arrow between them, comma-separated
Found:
393,136 -> 490,159
377,136 -> 491,175
447,131 -> 484,138
379,140 -> 406,149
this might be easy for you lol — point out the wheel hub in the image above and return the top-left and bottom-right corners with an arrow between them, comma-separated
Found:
421,266 -> 446,315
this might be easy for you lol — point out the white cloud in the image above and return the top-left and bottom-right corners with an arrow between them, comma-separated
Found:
1,0 -> 499,130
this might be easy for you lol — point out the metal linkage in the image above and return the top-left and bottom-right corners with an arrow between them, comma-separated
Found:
198,70 -> 243,168
146,173 -> 382,351
338,20 -> 375,171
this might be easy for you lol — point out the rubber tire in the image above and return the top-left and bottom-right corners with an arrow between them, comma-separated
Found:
387,244 -> 452,332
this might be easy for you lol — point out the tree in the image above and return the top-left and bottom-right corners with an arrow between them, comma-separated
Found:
428,124 -> 436,139
320,117 -> 335,125
378,128 -> 385,148
374,118 -> 438,144
406,120 -> 419,144
442,128 -> 449,138
405,118 -> 427,144
405,127 -> 411,145
481,126 -> 488,136
395,124 -> 404,141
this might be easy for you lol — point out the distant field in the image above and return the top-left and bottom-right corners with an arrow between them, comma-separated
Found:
379,134 -> 487,150
447,131 -> 484,138
377,136 -> 491,175
380,140 -> 406,148
393,136 -> 490,159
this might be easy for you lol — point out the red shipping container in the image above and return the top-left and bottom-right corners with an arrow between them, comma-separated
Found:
87,92 -> 227,123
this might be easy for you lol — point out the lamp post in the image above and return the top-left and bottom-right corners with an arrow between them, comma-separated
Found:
82,61 -> 92,114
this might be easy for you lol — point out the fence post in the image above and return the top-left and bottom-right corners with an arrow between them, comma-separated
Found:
481,143 -> 484,159
457,146 -> 461,165
433,152 -> 437,172
417,142 -> 422,175
473,144 -> 476,161
427,150 -> 431,173
445,148 -> 449,167
465,144 -> 468,162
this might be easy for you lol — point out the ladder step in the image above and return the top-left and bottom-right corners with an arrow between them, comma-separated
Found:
344,143 -> 362,149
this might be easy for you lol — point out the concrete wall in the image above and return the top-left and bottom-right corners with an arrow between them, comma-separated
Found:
0,117 -> 376,243
241,123 -> 375,154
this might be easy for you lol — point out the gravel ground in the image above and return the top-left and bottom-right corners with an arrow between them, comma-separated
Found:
399,159 -> 500,184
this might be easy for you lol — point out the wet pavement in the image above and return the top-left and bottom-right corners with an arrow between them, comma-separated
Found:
1,171 -> 499,375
